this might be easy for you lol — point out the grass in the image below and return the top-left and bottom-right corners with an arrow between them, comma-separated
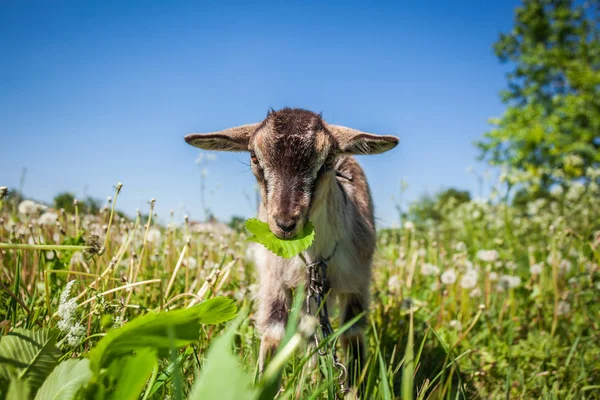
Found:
0,178 -> 599,399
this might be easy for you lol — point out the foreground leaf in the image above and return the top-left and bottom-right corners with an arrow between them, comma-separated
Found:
34,359 -> 92,400
7,378 -> 30,400
245,218 -> 315,259
110,349 -> 157,400
0,328 -> 61,395
89,297 -> 237,373
188,313 -> 256,400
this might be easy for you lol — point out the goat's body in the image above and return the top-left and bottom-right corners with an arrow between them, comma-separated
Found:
185,107 -> 398,393
255,156 -> 376,375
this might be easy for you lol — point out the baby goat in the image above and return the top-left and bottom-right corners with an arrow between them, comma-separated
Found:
185,108 -> 398,387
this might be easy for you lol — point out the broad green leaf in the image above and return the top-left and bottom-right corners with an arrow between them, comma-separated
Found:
0,328 -> 61,395
89,296 -> 237,374
34,359 -> 92,400
110,349 -> 157,400
245,218 -> 315,259
7,378 -> 30,400
188,314 -> 256,400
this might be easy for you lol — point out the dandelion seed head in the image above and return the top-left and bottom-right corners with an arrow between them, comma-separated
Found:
441,268 -> 457,285
39,212 -> 58,226
460,269 -> 478,289
530,263 -> 543,276
421,263 -> 440,276
147,228 -> 162,244
477,249 -> 499,263
18,200 -> 37,216
449,320 -> 462,331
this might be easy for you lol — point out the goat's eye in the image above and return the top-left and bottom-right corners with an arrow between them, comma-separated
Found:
250,151 -> 258,165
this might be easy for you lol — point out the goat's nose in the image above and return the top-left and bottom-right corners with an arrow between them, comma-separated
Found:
276,218 -> 297,233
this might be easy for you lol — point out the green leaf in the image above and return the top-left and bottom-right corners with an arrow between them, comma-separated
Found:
188,313 -> 256,400
7,378 -> 30,400
110,349 -> 157,400
0,328 -> 61,395
89,297 -> 237,374
245,218 -> 315,259
34,359 -> 92,400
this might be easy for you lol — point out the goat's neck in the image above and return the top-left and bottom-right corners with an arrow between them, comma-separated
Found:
308,174 -> 345,260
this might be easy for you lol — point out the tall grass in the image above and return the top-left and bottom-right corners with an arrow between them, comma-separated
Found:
0,175 -> 599,399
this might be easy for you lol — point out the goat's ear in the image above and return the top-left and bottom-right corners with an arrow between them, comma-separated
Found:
327,125 -> 399,155
184,123 -> 259,152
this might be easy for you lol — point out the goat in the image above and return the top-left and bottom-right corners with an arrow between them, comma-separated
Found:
185,107 -> 398,390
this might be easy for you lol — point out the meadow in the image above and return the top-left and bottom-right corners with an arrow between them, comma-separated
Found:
0,171 -> 599,399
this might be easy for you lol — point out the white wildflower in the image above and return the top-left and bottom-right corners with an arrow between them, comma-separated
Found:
505,261 -> 517,270
469,288 -> 482,298
460,269 -> 478,289
454,242 -> 467,252
497,275 -> 521,291
57,281 -> 78,333
530,263 -> 543,276
559,259 -> 572,273
441,268 -> 457,285
65,323 -> 86,346
39,212 -> 58,226
403,221 -> 415,231
146,228 -> 162,244
489,272 -> 499,281
46,251 -> 55,260
477,249 -> 499,263
557,301 -> 571,316
186,256 -> 198,270
449,319 -> 462,331
420,263 -> 440,276
388,275 -> 402,292
18,200 -> 37,216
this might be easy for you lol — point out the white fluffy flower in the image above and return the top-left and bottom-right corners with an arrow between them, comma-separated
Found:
420,263 -> 440,276
460,269 -> 478,289
449,319 -> 462,331
57,281 -> 78,333
441,268 -> 457,285
403,221 -> 415,231
454,242 -> 467,252
186,256 -> 198,270
39,212 -> 58,226
469,288 -> 482,298
146,228 -> 162,244
65,323 -> 86,346
388,275 -> 402,292
18,200 -> 37,216
497,275 -> 521,291
477,249 -> 499,263
530,263 -> 543,276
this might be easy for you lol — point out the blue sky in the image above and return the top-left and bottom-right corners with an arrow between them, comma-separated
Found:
0,0 -> 520,226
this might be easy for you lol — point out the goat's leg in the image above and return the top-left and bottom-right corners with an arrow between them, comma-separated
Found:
257,281 -> 291,372
339,293 -> 368,392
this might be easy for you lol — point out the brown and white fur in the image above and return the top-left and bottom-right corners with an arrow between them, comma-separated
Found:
185,108 -> 398,388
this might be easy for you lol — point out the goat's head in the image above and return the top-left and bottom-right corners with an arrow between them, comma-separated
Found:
185,108 -> 398,239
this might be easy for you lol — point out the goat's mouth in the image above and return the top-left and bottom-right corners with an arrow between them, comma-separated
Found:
270,217 -> 307,240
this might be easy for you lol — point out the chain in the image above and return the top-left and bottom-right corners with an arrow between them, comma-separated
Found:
304,244 -> 349,397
